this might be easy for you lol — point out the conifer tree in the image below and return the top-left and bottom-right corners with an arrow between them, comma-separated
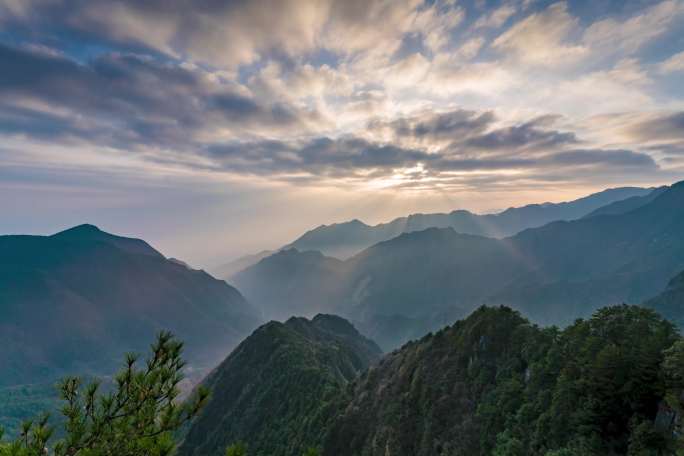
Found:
0,332 -> 208,456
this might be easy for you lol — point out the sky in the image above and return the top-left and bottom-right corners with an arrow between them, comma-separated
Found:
1,0 -> 684,267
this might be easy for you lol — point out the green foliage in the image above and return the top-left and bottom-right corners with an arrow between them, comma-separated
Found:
226,442 -> 248,456
301,447 -> 320,456
325,305 -> 684,456
479,305 -> 680,456
663,340 -> 684,454
0,383 -> 62,440
179,316 -> 381,456
627,420 -> 670,455
0,332 -> 207,456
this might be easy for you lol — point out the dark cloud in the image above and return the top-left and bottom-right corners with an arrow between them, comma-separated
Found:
548,149 -> 657,168
0,43 -> 321,149
462,119 -> 578,152
367,109 -> 578,156
627,112 -> 684,142
368,109 -> 495,143
201,134 -> 657,179
205,137 -> 432,177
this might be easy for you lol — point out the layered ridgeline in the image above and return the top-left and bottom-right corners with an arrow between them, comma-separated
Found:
0,225 -> 260,433
281,186 -> 655,260
233,182 -> 684,350
180,306 -> 684,455
178,314 -> 381,456
213,186 -> 654,280
645,270 -> 684,329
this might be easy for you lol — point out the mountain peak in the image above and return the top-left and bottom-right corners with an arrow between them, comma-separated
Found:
53,223 -> 104,238
51,224 -> 163,258
312,313 -> 361,337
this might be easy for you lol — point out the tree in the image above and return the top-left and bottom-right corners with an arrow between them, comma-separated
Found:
226,442 -> 248,456
663,340 -> 684,454
0,332 -> 208,456
302,448 -> 320,456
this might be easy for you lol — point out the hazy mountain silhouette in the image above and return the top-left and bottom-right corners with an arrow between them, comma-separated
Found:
0,224 -> 260,388
644,269 -> 684,330
583,186 -> 668,218
212,250 -> 275,280
283,186 -> 654,259
232,249 -> 344,321
234,182 -> 684,348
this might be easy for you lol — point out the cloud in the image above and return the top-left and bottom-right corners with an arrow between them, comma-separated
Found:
0,0 -> 678,197
660,51 -> 684,73
614,112 -> 684,157
0,43 -> 326,149
492,2 -> 587,66
473,4 -> 516,29
583,0 -> 684,55
204,137 -> 431,178
367,109 -> 495,147
0,0 -> 430,68
632,112 -> 684,141
547,149 -> 657,168
201,135 -> 656,182
195,109 -> 656,184
462,118 -> 578,153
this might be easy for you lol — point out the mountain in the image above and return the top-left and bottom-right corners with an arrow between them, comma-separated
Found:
234,182 -> 684,348
211,250 -> 275,280
284,186 -> 654,259
323,305 -> 680,455
177,314 -> 381,456
645,269 -> 684,329
583,186 -> 668,218
232,249 -> 344,321
0,224 -> 261,387
177,306 -> 682,455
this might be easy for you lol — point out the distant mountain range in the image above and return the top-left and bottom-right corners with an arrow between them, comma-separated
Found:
645,269 -> 684,330
281,186 -> 655,260
233,182 -> 684,350
0,224 -> 261,386
213,187 -> 654,279
212,250 -> 276,281
178,314 -> 381,456
232,249 -> 344,321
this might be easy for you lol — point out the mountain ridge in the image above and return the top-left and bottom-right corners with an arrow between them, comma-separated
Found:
233,181 -> 684,349
178,314 -> 381,456
0,224 -> 261,387
282,186 -> 655,259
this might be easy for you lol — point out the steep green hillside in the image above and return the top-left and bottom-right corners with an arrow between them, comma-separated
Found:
326,305 -> 681,455
177,306 -> 682,455
178,314 -> 381,456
